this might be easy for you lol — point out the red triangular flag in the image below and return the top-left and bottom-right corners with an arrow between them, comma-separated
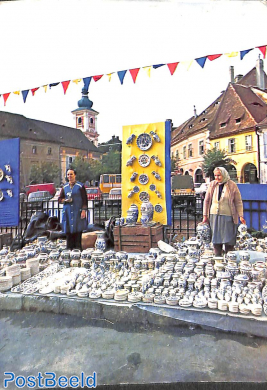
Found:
129,68 -> 140,83
257,45 -> 266,59
167,62 -> 179,75
31,88 -> 39,96
3,93 -> 10,106
207,54 -> 222,61
93,75 -> 103,82
61,81 -> 70,94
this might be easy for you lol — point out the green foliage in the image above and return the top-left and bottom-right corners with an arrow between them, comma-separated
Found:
202,147 -> 236,179
69,155 -> 90,183
171,156 -> 180,172
29,162 -> 60,184
101,150 -> 121,174
88,158 -> 102,182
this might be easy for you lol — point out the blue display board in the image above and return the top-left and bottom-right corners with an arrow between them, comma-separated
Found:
0,138 -> 20,226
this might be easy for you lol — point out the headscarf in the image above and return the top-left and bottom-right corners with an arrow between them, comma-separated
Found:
213,167 -> 230,184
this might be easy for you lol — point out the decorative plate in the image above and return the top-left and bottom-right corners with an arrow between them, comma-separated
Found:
136,133 -> 152,151
138,154 -> 151,168
139,191 -> 150,202
0,168 -> 4,182
155,204 -> 163,213
133,185 -> 140,193
0,190 -> 3,201
149,184 -> 156,191
139,174 -> 149,185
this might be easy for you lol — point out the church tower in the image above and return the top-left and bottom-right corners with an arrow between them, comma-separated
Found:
71,88 -> 99,146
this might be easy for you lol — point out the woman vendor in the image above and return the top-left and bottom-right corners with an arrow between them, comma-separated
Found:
202,167 -> 246,256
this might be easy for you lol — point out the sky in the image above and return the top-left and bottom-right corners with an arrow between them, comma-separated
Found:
0,0 -> 266,143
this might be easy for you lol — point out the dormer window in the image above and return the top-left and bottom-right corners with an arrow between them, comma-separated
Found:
214,101 -> 220,106
235,118 -> 241,124
251,102 -> 262,107
189,124 -> 194,129
200,118 -> 207,123
220,122 -> 227,128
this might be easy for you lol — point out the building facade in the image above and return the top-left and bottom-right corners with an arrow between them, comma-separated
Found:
171,59 -> 267,184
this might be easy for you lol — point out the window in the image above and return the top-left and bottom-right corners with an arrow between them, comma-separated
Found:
189,124 -> 194,129
183,146 -> 186,159
214,142 -> 220,150
32,146 -> 37,154
171,152 -> 174,159
199,140 -> 204,155
47,147 -> 52,155
235,118 -> 241,124
188,144 -> 193,158
116,175 -> 121,183
90,118 -> 94,124
103,174 -> 109,183
220,122 -> 226,128
77,117 -> 82,125
228,138 -> 236,153
175,150 -> 179,159
245,135 -> 252,151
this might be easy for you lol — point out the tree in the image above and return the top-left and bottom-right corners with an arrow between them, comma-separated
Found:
88,158 -> 102,182
69,155 -> 90,183
202,147 -> 236,179
101,150 -> 121,174
29,162 -> 60,184
171,156 -> 180,172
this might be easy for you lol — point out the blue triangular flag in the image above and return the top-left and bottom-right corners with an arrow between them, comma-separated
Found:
49,83 -> 60,88
22,90 -> 29,103
83,77 -> 92,90
117,70 -> 127,85
240,49 -> 253,60
195,57 -> 207,68
153,64 -> 165,69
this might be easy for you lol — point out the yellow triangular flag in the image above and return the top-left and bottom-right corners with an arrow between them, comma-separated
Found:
72,79 -> 82,84
107,73 -> 114,82
13,91 -> 20,95
43,85 -> 48,93
143,66 -> 151,78
180,60 -> 193,71
225,52 -> 238,58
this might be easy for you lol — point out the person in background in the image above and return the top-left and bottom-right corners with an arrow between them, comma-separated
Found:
58,169 -> 87,250
202,167 -> 246,256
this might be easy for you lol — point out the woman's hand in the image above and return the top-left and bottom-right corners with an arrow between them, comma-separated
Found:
240,216 -> 246,225
200,216 -> 209,225
81,210 -> 86,219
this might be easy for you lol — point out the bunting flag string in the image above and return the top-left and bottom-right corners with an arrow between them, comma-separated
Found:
1,43 -> 266,105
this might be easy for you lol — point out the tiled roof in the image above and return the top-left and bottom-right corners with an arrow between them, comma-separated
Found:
238,67 -> 267,89
30,118 -> 101,153
0,111 -> 59,143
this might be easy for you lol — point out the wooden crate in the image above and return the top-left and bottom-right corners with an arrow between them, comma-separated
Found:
114,223 -> 164,253
0,233 -> 13,249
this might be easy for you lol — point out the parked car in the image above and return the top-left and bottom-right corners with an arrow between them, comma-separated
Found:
195,182 -> 208,196
107,188 -> 122,206
25,183 -> 56,196
85,187 -> 102,200
28,191 -> 53,203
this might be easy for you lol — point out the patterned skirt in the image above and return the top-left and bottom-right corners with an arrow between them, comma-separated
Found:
210,214 -> 237,245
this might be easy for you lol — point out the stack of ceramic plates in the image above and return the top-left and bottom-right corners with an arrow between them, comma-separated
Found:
239,304 -> 250,315
166,296 -> 178,306
228,301 -> 239,313
208,298 -> 218,309
251,304 -> 262,316
102,289 -> 115,299
26,258 -> 39,276
21,267 -> 31,282
77,286 -> 90,298
6,264 -> 20,277
12,274 -> 21,286
0,276 -> 13,292
193,299 -> 207,309
218,300 -> 228,311
89,290 -> 102,299
154,295 -> 166,305
179,298 -> 192,307
114,289 -> 128,301
128,291 -> 143,303
142,293 -> 155,303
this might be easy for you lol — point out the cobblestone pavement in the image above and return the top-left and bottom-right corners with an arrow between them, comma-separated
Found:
0,311 -> 267,389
